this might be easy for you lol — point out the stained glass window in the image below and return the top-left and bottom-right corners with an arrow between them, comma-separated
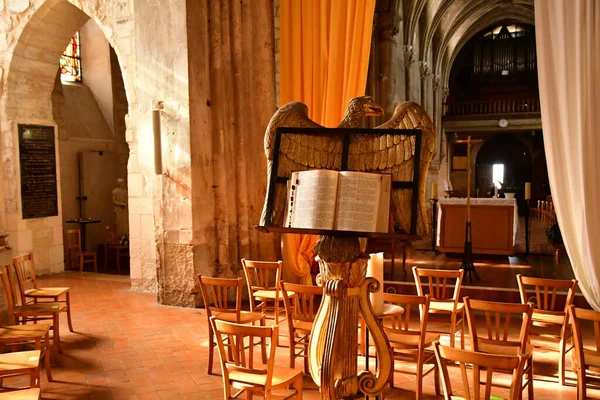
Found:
60,32 -> 81,82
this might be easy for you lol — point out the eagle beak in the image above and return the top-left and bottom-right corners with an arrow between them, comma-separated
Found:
366,105 -> 384,117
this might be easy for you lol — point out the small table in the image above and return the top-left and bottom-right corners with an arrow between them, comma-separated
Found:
66,219 -> 101,251
0,324 -> 52,382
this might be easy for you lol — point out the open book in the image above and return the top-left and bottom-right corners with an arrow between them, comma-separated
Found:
285,170 -> 391,233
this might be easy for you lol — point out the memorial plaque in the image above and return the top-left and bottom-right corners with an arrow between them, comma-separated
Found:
18,124 -> 59,219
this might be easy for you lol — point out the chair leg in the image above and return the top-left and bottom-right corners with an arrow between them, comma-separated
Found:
460,312 -> 465,350
415,351 -> 424,400
52,313 -> 61,355
207,328 -> 214,375
295,374 -> 303,398
93,256 -> 97,273
260,317 -> 267,363
527,357 -> 534,400
43,332 -> 52,382
66,292 -> 74,332
117,252 -> 121,274
79,255 -> 84,272
450,313 -> 456,348
434,360 -> 441,396
577,364 -> 586,400
559,328 -> 568,385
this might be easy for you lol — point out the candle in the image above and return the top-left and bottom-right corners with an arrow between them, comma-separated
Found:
524,182 -> 531,200
494,186 -> 498,198
431,182 -> 438,199
366,252 -> 385,315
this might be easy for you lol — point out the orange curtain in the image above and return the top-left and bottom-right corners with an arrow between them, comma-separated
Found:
279,0 -> 376,283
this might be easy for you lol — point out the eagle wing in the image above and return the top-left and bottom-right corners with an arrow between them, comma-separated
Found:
347,102 -> 435,236
261,102 -> 344,227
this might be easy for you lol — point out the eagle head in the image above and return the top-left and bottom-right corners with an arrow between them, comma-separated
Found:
347,96 -> 384,117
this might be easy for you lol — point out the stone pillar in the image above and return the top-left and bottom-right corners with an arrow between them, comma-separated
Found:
187,0 -> 278,300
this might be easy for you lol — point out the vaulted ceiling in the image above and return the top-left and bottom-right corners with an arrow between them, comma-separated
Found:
379,0 -> 535,85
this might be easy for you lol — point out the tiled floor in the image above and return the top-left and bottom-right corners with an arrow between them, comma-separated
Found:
1,272 -> 590,399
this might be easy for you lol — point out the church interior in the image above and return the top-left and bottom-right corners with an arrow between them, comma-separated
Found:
0,0 -> 598,399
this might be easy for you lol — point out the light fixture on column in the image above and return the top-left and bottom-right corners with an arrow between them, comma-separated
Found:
153,101 -> 164,175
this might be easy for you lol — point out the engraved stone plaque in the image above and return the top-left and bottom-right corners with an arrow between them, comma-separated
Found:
18,124 -> 58,219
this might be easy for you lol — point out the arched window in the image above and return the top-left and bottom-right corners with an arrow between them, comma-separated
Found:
60,32 -> 81,83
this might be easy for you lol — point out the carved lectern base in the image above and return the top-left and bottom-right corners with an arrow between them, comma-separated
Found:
309,236 -> 392,399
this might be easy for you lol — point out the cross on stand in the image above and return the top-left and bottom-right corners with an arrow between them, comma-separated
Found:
461,136 -> 480,284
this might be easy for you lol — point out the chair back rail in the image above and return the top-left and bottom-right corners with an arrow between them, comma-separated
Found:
210,317 -> 278,396
413,267 -> 463,303
516,274 -> 577,312
12,254 -> 37,304
434,342 -> 526,400
464,297 -> 533,354
198,275 -> 243,320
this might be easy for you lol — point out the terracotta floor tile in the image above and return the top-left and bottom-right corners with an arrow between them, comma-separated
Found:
2,271 -> 583,399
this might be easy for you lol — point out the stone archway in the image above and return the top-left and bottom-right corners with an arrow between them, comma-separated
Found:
0,0 -> 145,279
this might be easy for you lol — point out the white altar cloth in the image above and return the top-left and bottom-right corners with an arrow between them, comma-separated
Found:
437,198 -> 519,246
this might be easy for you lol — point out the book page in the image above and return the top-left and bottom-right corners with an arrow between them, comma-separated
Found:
289,170 -> 339,229
334,171 -> 383,232
375,175 -> 392,232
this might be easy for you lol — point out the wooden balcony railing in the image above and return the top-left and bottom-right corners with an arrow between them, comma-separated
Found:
445,99 -> 541,116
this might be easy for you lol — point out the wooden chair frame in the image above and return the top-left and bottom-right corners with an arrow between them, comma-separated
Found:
241,259 -> 286,324
13,253 -> 74,332
464,297 -> 534,399
281,281 -> 323,374
0,350 -> 42,390
383,293 -> 440,399
413,267 -> 465,348
103,225 -> 129,273
210,317 -> 303,400
516,274 -> 577,385
0,265 -> 65,355
0,324 -> 52,383
64,229 -> 97,272
198,274 -> 266,375
568,305 -> 600,400
434,342 -> 527,400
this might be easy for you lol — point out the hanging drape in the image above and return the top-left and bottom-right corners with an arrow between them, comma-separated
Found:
535,0 -> 600,310
279,0 -> 376,283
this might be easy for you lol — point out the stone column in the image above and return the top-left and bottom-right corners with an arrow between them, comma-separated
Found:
187,0 -> 278,297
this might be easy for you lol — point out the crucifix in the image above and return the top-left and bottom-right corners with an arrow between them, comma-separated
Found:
461,136 -> 480,283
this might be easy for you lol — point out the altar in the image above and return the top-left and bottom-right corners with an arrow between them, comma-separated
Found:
437,198 -> 518,255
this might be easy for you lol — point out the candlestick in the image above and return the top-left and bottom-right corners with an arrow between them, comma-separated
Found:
431,182 -> 438,199
367,252 -> 384,315
524,182 -> 531,200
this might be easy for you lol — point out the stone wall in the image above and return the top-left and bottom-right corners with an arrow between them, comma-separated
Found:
0,0 -> 138,276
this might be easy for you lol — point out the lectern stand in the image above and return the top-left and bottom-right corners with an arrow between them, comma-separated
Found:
257,227 -> 417,399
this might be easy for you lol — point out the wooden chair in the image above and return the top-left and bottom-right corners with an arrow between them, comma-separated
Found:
568,305 -> 600,400
198,274 -> 266,375
210,317 -> 303,399
0,350 -> 42,390
0,265 -> 65,354
413,267 -> 465,348
0,388 -> 40,399
383,293 -> 440,399
434,342 -> 527,400
516,274 -> 578,385
13,253 -> 74,332
281,281 -> 323,374
464,297 -> 534,399
64,229 -> 97,272
241,259 -> 288,324
103,225 -> 129,273
0,324 -> 53,382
